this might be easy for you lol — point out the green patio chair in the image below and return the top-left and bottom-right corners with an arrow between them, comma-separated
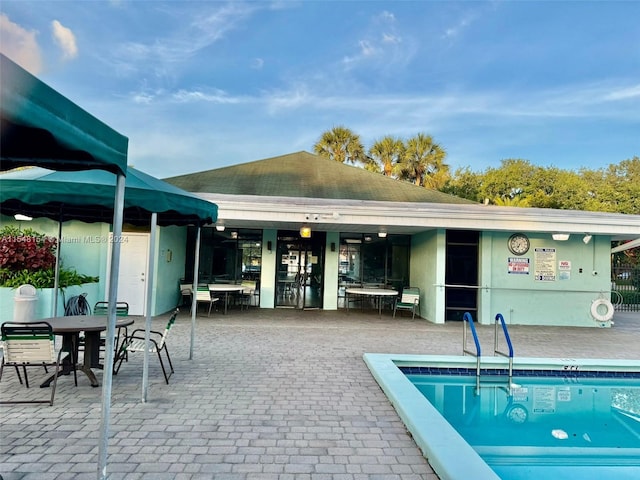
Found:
0,321 -> 76,405
114,308 -> 178,384
393,287 -> 420,319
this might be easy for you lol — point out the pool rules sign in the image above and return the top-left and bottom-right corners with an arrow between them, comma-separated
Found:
534,248 -> 556,281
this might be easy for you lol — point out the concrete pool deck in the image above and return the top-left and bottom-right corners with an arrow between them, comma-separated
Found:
1,308 -> 639,479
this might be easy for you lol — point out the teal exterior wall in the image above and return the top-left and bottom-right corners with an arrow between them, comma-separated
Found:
261,229 -> 277,308
323,231 -> 340,310
409,230 -> 442,323
153,225 -> 188,315
408,229 -> 614,327
485,232 -> 613,327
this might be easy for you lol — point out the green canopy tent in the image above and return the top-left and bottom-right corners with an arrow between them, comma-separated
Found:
1,53 -> 129,480
0,165 -> 217,398
1,54 -> 127,176
1,54 -> 214,479
0,166 -> 216,226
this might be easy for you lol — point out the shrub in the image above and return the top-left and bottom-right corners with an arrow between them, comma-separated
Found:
0,225 -> 98,288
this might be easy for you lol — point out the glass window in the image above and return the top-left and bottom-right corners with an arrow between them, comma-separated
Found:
339,233 -> 410,295
185,228 -> 262,284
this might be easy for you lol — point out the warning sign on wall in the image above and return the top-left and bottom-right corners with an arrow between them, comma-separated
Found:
508,257 -> 530,274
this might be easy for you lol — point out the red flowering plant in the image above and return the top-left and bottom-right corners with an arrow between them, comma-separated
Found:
0,225 -> 98,288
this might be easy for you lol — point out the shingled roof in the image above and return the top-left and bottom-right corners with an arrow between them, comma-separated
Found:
164,151 -> 474,205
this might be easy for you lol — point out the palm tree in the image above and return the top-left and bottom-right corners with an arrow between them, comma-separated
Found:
369,136 -> 405,177
401,133 -> 449,189
313,126 -> 365,164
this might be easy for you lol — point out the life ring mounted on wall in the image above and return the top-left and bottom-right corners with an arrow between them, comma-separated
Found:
590,298 -> 614,323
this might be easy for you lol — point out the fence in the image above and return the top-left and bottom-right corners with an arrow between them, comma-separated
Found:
611,264 -> 639,312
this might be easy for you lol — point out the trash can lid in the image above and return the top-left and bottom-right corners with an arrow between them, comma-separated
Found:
15,284 -> 37,297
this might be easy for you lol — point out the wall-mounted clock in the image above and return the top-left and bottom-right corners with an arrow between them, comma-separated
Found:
508,233 -> 530,256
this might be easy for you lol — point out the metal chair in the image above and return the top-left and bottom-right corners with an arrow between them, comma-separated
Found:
0,321 -> 76,405
238,280 -> 257,309
114,308 -> 178,384
393,287 -> 421,319
194,286 -> 218,316
179,283 -> 193,307
94,301 -> 130,364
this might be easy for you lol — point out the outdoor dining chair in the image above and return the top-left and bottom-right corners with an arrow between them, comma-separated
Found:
0,321 -> 76,405
238,280 -> 257,309
76,301 -> 129,366
94,301 -> 130,363
393,287 -> 421,320
114,308 -> 178,384
179,283 -> 193,307
194,286 -> 218,316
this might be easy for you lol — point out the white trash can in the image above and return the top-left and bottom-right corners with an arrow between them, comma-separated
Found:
13,284 -> 38,322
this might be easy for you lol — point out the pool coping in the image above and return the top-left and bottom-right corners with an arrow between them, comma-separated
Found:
362,353 -> 640,480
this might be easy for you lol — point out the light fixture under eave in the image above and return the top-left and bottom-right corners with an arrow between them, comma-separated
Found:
583,234 -> 592,244
300,226 -> 311,238
552,233 -> 570,241
378,229 -> 387,238
215,223 -> 225,232
14,214 -> 32,221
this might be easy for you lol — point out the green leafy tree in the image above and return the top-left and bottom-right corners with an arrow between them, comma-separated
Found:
441,167 -> 483,202
369,136 -> 404,177
314,126 -> 366,165
479,159 -> 538,202
584,157 -> 640,214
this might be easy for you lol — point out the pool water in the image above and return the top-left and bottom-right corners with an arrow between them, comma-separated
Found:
406,372 -> 640,480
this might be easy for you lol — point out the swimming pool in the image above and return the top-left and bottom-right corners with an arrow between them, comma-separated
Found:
363,354 -> 640,480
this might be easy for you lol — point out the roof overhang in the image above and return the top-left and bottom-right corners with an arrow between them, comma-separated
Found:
611,238 -> 640,253
199,193 -> 640,240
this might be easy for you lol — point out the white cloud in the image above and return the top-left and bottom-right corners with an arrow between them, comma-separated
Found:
51,20 -> 78,60
251,58 -> 265,69
379,11 -> 396,22
603,85 -> 640,101
443,12 -> 476,39
172,88 -> 243,104
382,33 -> 400,44
0,14 -> 43,74
104,3 -> 256,83
359,40 -> 377,57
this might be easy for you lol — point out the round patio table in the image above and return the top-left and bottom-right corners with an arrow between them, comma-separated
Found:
39,315 -> 134,387
208,284 -> 246,314
345,288 -> 398,317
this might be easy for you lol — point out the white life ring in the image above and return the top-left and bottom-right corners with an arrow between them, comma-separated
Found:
591,298 -> 614,322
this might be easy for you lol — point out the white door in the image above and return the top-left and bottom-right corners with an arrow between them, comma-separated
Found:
106,232 -> 149,316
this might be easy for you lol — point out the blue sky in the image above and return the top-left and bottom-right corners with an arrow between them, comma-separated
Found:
1,1 -> 639,179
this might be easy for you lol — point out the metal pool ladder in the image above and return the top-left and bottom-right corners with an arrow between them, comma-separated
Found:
463,312 -> 514,393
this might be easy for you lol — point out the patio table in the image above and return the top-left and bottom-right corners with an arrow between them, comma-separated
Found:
345,288 -> 398,317
39,315 -> 134,387
209,284 -> 246,314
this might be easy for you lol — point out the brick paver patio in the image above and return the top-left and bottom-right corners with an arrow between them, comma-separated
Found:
1,308 -> 638,479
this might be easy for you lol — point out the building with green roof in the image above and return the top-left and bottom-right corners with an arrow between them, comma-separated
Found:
164,151 -> 640,327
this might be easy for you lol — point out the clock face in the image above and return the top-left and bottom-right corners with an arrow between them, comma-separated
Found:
508,233 -> 530,256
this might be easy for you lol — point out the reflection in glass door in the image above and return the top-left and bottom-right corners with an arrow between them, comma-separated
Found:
275,231 -> 325,309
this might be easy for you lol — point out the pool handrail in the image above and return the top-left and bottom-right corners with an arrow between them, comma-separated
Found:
462,312 -> 481,391
494,313 -> 514,385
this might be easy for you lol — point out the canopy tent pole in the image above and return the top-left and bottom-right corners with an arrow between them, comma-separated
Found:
52,218 -> 62,317
141,213 -> 158,403
190,225 -> 201,360
97,173 -> 126,480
